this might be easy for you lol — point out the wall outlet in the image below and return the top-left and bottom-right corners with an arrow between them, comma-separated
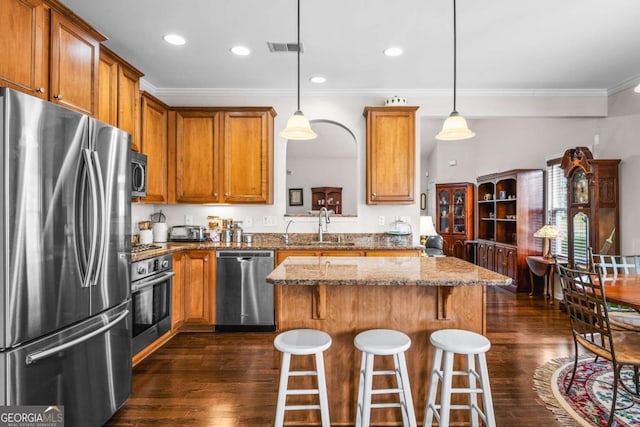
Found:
378,216 -> 385,226
244,216 -> 253,228
262,216 -> 277,226
184,214 -> 193,225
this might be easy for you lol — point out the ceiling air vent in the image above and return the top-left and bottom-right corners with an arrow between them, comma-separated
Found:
267,42 -> 303,53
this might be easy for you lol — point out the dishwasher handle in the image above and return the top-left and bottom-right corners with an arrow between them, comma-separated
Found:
217,250 -> 274,259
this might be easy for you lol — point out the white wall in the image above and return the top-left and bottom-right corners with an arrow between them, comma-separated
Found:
132,88 -> 621,242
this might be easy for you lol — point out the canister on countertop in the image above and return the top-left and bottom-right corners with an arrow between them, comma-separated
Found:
233,222 -> 243,243
223,228 -> 233,243
242,233 -> 253,244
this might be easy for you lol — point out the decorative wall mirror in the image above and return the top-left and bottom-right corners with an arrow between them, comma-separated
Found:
285,119 -> 357,216
560,146 -> 621,269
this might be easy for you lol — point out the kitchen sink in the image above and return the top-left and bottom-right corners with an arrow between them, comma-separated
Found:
293,241 -> 356,246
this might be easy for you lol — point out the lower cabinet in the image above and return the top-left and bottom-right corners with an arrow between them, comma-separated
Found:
365,250 -> 421,257
183,250 -> 216,325
477,240 -> 518,291
171,252 -> 185,331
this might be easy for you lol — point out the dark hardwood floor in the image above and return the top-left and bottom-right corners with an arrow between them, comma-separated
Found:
107,288 -> 573,426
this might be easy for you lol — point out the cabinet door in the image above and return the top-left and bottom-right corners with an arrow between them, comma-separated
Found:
97,48 -> 118,125
366,250 -> 420,257
171,252 -> 185,331
174,112 -> 220,203
50,10 -> 99,116
495,245 -> 517,285
140,93 -> 169,203
184,250 -> 215,325
0,0 -> 47,97
276,250 -> 318,265
117,63 -> 141,151
220,111 -> 273,203
365,107 -> 417,204
437,188 -> 451,234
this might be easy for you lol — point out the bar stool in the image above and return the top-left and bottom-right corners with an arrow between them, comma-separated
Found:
274,329 -> 332,427
424,329 -> 496,427
354,329 -> 417,427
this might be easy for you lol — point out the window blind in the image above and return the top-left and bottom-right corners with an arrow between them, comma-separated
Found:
546,161 -> 568,258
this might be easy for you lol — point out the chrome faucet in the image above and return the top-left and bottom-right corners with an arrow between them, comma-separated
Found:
282,219 -> 295,245
318,207 -> 331,242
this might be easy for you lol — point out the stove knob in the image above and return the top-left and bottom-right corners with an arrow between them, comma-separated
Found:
137,265 -> 148,275
161,260 -> 170,268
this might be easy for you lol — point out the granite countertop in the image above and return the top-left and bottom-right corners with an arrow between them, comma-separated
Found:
131,233 -> 422,262
266,256 -> 512,287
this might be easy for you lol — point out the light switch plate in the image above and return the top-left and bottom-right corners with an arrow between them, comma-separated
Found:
184,215 -> 193,225
244,216 -> 253,228
378,216 -> 385,226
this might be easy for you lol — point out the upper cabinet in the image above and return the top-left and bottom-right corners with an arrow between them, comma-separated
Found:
0,0 -> 105,115
363,106 -> 418,204
560,147 -> 620,269
98,46 -> 143,150
169,107 -> 275,205
436,183 -> 474,258
0,0 -> 48,98
140,92 -> 169,204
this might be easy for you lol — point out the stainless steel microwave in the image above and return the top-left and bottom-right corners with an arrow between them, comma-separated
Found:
131,151 -> 147,197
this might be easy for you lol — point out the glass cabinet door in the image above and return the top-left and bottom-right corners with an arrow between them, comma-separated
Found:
453,189 -> 465,233
572,211 -> 589,270
438,190 -> 450,233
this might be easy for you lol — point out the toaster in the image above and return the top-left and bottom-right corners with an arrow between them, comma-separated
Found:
169,225 -> 206,242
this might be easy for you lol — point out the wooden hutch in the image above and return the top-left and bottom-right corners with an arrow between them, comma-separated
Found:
560,147 -> 620,269
436,183 -> 474,258
476,169 -> 544,292
311,187 -> 343,214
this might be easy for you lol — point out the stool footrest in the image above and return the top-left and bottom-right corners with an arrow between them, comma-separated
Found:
371,402 -> 403,409
288,370 -> 317,376
450,387 -> 485,394
372,370 -> 397,376
371,388 -> 402,395
285,404 -> 321,411
286,389 -> 320,396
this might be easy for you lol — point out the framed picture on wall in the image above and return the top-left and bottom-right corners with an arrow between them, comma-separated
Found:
289,188 -> 303,206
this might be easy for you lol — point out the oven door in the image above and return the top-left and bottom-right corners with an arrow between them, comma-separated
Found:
131,271 -> 174,355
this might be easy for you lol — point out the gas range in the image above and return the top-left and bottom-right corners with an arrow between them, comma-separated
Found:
131,243 -> 162,254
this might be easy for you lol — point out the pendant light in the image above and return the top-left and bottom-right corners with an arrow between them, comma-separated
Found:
280,0 -> 317,140
436,0 -> 475,141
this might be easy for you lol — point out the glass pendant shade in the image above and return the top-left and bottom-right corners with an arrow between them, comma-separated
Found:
280,110 -> 317,140
436,111 -> 475,141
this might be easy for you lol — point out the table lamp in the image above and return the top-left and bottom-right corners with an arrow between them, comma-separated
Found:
534,225 -> 562,258
420,216 -> 437,245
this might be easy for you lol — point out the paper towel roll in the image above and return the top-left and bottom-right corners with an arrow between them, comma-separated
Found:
139,229 -> 153,245
152,222 -> 168,243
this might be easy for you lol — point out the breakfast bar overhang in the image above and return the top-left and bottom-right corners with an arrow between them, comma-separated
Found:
267,256 -> 511,426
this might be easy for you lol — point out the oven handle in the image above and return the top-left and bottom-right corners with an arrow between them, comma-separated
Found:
132,271 -> 175,293
25,310 -> 130,365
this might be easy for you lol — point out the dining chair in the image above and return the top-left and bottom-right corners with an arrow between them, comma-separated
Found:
556,263 -> 640,427
589,249 -> 640,331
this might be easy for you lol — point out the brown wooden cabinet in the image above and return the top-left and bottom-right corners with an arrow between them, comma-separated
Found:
1,1 -> 105,114
476,169 -> 543,292
170,107 -> 275,204
183,250 -> 215,325
49,9 -> 102,116
0,0 -> 48,98
436,183 -> 474,258
171,252 -> 185,331
97,46 -> 143,150
560,147 -> 620,269
311,187 -> 343,213
364,106 -> 418,204
140,92 -> 169,203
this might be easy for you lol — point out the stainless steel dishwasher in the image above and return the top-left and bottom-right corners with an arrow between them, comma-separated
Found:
215,250 -> 275,331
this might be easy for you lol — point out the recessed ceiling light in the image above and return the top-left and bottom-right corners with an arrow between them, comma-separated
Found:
635,83 -> 640,93
163,34 -> 186,46
310,76 -> 326,84
230,46 -> 251,56
383,47 -> 403,57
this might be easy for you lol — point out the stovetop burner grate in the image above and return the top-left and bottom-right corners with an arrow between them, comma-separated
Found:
131,243 -> 162,254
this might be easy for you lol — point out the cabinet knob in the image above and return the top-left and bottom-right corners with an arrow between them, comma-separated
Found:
224,193 -> 229,197
214,193 -> 218,197
53,94 -> 62,101
204,258 -> 208,262
36,87 -> 45,94
372,192 -> 377,197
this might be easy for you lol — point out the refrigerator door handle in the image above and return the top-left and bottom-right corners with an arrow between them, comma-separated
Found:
82,148 -> 100,288
91,150 -> 107,285
24,309 -> 130,365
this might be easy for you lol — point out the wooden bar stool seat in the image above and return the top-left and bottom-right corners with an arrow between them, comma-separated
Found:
274,329 -> 332,427
354,329 -> 417,427
424,329 -> 495,427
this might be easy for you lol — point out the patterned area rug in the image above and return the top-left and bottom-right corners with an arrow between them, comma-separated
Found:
534,355 -> 640,427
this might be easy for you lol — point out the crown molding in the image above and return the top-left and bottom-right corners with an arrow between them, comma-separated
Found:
607,73 -> 640,96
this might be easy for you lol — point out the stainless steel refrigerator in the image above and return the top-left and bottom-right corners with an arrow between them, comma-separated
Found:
0,88 -> 132,426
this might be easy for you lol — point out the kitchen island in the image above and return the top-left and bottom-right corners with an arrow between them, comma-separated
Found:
266,256 -> 511,426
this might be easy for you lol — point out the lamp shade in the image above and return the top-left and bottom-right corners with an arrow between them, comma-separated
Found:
420,216 -> 437,236
280,110 -> 318,140
534,225 -> 561,239
435,112 -> 475,141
